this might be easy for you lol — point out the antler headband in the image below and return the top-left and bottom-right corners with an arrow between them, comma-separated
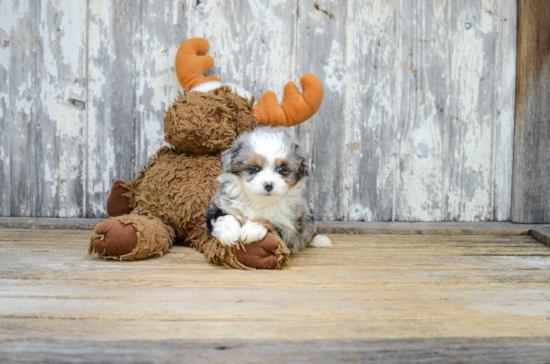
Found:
175,38 -> 324,127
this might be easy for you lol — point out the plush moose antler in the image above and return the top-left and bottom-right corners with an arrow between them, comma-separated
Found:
254,74 -> 324,127
175,38 -> 221,90
175,38 -> 324,127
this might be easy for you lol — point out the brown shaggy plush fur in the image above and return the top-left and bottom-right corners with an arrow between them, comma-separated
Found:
164,87 -> 257,154
88,86 -> 290,269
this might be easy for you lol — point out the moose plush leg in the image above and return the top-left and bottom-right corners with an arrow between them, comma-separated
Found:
89,214 -> 175,260
189,228 -> 289,270
106,180 -> 133,217
106,169 -> 148,217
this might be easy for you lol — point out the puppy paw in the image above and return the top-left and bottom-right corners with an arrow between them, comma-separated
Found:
212,215 -> 241,247
310,235 -> 332,248
240,221 -> 268,244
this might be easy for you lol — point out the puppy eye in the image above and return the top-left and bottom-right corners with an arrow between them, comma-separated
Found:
250,166 -> 261,174
276,166 -> 286,174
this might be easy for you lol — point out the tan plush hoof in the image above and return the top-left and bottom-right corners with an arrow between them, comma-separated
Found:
235,233 -> 286,269
93,219 -> 137,256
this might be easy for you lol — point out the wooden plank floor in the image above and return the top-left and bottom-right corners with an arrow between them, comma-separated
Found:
1,229 -> 550,362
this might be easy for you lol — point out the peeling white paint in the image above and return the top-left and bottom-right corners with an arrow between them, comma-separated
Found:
187,0 -> 297,97
338,0 -> 397,220
323,40 -> 344,94
0,44 -> 10,76
448,17 -> 491,221
478,0 -> 496,34
0,0 -> 29,33
86,0 -> 116,215
349,204 -> 374,221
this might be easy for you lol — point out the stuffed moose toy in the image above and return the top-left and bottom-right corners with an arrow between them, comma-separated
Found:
89,38 -> 324,269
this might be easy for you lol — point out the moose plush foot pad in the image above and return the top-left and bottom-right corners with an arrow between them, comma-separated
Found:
192,230 -> 290,270
235,232 -> 290,269
89,214 -> 175,261
92,218 -> 138,256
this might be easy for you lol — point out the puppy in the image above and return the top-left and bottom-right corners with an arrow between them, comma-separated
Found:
206,127 -> 332,254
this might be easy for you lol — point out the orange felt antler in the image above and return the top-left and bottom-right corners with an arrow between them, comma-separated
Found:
253,74 -> 324,127
175,38 -> 221,90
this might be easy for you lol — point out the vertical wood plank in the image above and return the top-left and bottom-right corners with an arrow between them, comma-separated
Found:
0,0 -> 35,217
86,0 -> 137,217
492,2 -> 517,221
295,0 -> 396,221
443,0 -> 493,221
294,0 -> 347,221
0,1 -> 86,217
38,1 -> 87,217
512,0 -> 550,223
394,1 -> 449,221
341,0 -> 397,221
395,0 -> 516,222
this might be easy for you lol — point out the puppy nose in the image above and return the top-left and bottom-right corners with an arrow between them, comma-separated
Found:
264,182 -> 274,192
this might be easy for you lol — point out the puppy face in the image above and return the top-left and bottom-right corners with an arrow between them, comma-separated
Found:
221,127 -> 309,203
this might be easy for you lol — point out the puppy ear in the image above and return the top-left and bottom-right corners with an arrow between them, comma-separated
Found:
293,143 -> 309,178
299,157 -> 310,178
221,141 -> 242,173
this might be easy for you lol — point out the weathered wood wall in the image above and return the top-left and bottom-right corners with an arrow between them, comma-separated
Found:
0,0 -> 518,221
511,0 -> 550,223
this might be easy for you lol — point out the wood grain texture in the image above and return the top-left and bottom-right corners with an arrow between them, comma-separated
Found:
512,0 -> 550,223
2,338 -> 550,363
1,229 -> 550,361
1,1 -> 518,222
0,1 -> 86,217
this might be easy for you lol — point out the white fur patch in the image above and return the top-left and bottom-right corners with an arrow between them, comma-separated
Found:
240,221 -> 268,244
224,83 -> 253,100
310,235 -> 332,248
211,215 -> 241,247
248,128 -> 289,161
190,80 -> 221,93
190,81 -> 252,100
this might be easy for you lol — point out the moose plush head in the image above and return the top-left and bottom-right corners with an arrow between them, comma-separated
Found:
164,38 -> 325,155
